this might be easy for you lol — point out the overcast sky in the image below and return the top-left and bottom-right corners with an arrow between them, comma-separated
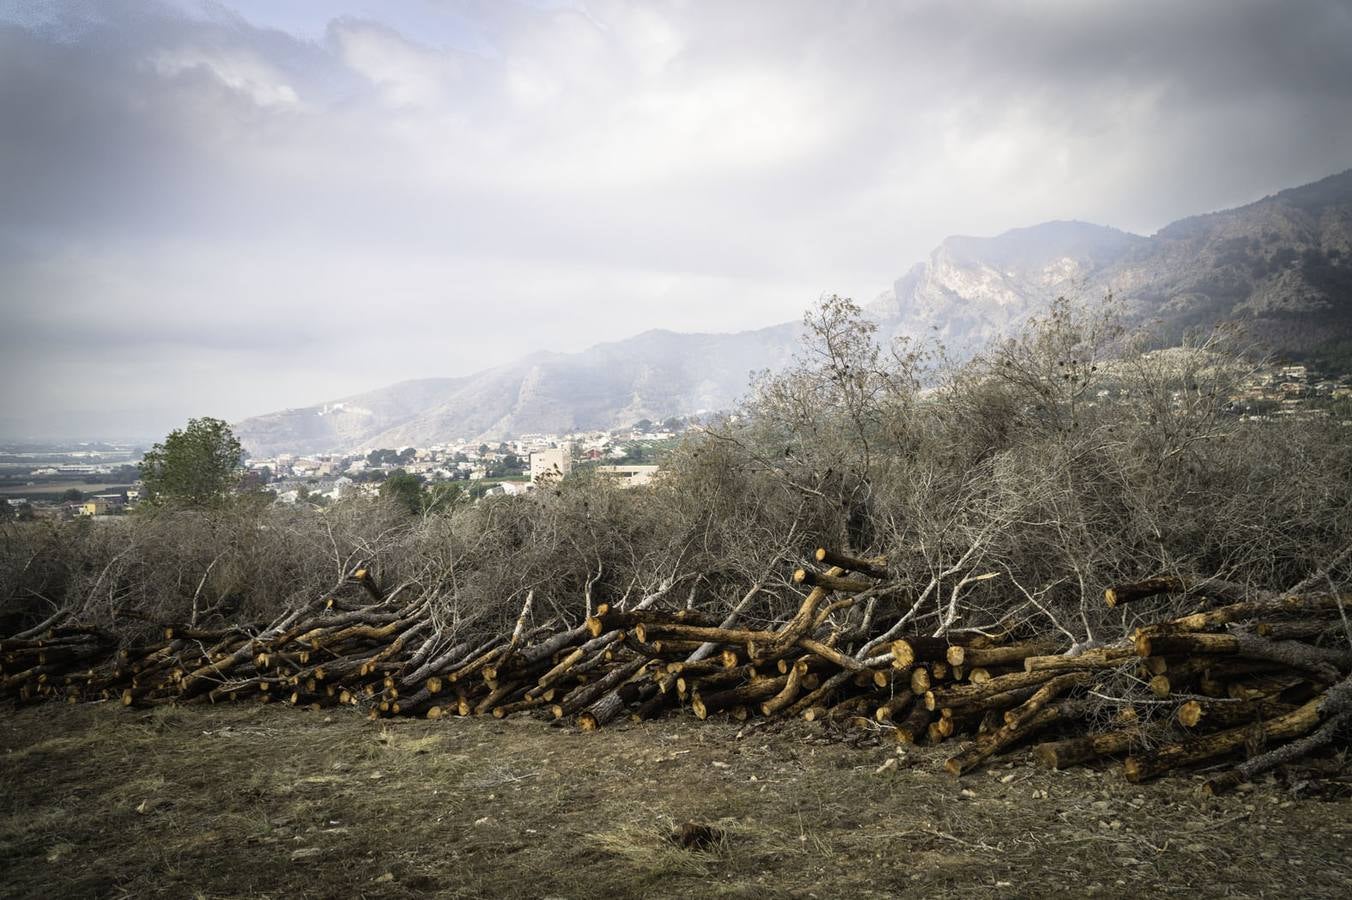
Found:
2,0 -> 1351,440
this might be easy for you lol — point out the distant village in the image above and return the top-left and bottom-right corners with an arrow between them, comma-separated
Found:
4,362 -> 1351,522
1,420 -> 695,520
242,420 -> 684,508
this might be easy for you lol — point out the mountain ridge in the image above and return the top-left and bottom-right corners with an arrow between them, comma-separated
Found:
236,169 -> 1352,455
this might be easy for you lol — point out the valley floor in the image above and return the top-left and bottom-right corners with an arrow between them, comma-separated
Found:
2,703 -> 1350,899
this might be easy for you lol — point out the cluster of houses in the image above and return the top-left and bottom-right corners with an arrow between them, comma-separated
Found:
3,487 -> 142,522
1230,364 -> 1352,421
240,424 -> 681,507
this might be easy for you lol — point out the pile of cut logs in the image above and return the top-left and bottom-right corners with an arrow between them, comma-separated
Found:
4,552 -> 1351,794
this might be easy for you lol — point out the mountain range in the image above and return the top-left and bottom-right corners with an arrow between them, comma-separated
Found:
236,169 -> 1352,455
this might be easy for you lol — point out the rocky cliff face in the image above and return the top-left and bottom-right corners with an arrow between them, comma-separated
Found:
235,170 -> 1352,455
868,220 -> 1146,354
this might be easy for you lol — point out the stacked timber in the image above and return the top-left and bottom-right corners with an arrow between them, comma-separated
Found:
3,560 -> 1350,793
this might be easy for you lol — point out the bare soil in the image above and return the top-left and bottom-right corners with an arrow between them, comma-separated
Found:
2,703 -> 1350,899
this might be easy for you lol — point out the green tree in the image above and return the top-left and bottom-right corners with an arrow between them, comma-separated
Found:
379,469 -> 424,516
138,417 -> 244,508
61,488 -> 84,502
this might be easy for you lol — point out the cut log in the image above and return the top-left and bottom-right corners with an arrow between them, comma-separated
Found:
875,689 -> 915,723
925,669 -> 1058,711
1103,577 -> 1185,608
1022,645 -> 1137,673
552,657 -> 648,719
786,670 -> 853,718
946,699 -> 1092,776
585,606 -> 714,638
634,622 -> 778,645
814,547 -> 888,579
891,637 -> 955,668
947,639 -> 1060,668
692,675 -> 788,720
1135,631 -> 1349,680
760,659 -> 809,716
766,566 -> 846,653
578,681 -> 646,731
1033,729 -> 1145,769
792,569 -> 875,594
1202,695 -> 1352,796
492,694 -> 553,718
894,703 -> 932,745
1123,693 -> 1328,783
1175,694 -> 1304,729
1002,672 -> 1094,730
1138,593 -> 1352,636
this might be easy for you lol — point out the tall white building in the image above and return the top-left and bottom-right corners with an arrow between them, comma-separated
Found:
529,448 -> 572,484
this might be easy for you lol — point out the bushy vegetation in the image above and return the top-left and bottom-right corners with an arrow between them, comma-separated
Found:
4,297 -> 1350,647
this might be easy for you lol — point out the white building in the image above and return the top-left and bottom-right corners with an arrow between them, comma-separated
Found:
596,465 -> 660,488
529,448 -> 572,484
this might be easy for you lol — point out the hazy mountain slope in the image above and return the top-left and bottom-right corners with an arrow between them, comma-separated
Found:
234,376 -> 467,457
236,324 -> 797,455
236,169 -> 1352,455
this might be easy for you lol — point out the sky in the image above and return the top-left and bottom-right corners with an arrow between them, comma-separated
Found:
2,0 -> 1351,441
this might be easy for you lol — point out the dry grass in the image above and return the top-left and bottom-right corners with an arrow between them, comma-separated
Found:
2,702 -> 1351,898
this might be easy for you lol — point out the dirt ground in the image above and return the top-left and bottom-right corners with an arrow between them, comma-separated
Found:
2,703 -> 1350,899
